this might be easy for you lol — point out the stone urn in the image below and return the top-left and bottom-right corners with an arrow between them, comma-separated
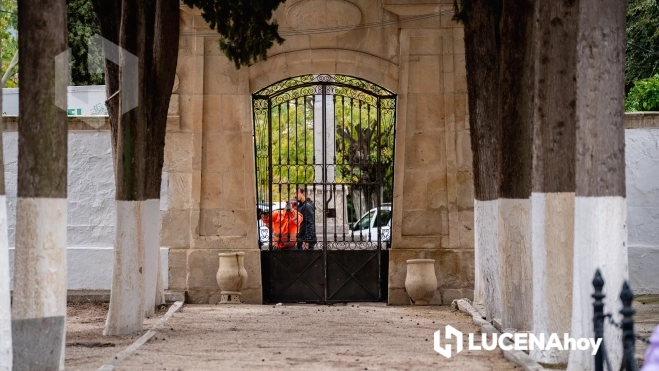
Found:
236,252 -> 248,290
405,259 -> 437,305
216,252 -> 248,304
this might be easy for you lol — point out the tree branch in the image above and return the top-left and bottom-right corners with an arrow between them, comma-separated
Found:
1,50 -> 18,88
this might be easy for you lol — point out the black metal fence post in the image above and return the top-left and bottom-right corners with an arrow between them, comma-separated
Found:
593,269 -> 606,371
620,281 -> 639,371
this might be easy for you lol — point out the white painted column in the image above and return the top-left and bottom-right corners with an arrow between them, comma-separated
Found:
498,198 -> 532,330
12,198 -> 67,370
0,196 -> 12,370
473,242 -> 483,307
143,199 -> 160,318
568,197 -> 627,370
104,200 -> 147,336
531,192 -> 574,364
475,200 -> 501,321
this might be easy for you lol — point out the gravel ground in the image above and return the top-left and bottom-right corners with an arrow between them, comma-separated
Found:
635,295 -> 659,368
117,303 -> 517,371
62,297 -> 658,370
65,302 -> 167,370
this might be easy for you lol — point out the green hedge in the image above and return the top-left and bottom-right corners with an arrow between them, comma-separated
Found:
626,74 -> 659,112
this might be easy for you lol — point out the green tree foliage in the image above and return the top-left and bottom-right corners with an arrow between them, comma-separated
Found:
1,0 -> 104,87
254,85 -> 395,206
1,0 -> 18,87
271,97 -> 315,186
67,0 -> 103,85
182,0 -> 285,68
334,94 -> 395,205
4,0 -> 286,83
626,0 -> 659,91
254,92 -> 315,203
626,74 -> 659,111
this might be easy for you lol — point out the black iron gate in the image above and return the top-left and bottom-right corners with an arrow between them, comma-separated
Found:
252,75 -> 396,303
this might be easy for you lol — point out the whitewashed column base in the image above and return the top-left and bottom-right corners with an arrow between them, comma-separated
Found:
531,192 -> 574,365
142,199 -> 159,318
11,197 -> 67,370
104,200 -> 147,336
568,196 -> 627,371
475,199 -> 501,320
498,198 -> 532,331
473,202 -> 484,307
0,196 -> 12,370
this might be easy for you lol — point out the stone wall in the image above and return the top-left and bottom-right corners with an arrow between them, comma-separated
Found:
624,112 -> 659,295
165,6 -> 262,304
387,21 -> 473,305
173,0 -> 474,304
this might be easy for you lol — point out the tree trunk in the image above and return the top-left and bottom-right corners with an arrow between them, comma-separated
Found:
89,0 -> 120,162
497,0 -> 535,332
460,0 -> 502,321
143,0 -> 179,319
12,0 -> 68,368
569,1 -> 627,370
0,40 -> 12,371
531,0 -> 578,365
92,0 -> 179,335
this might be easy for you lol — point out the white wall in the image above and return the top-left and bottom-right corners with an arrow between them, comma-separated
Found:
3,131 -> 168,290
626,128 -> 659,295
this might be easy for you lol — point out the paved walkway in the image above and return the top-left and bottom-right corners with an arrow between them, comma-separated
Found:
636,295 -> 659,366
116,303 -> 517,370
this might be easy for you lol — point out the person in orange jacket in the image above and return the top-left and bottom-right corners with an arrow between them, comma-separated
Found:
260,198 -> 303,250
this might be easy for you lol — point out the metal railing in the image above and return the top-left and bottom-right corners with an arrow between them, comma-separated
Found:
592,269 -> 651,371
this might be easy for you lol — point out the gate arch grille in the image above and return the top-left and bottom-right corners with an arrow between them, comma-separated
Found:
252,74 -> 396,303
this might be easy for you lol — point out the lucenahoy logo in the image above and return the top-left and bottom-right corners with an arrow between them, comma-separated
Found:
433,325 -> 603,359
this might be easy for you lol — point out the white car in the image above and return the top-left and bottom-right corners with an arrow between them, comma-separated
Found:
257,203 -> 281,249
350,205 -> 392,246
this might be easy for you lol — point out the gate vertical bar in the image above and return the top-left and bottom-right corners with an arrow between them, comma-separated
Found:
267,98 -> 274,302
620,282 -> 638,371
333,95 -> 337,244
376,96 -> 382,300
322,83 -> 328,303
268,99 -> 273,251
593,269 -> 605,371
252,97 -> 260,213
295,98 -> 299,187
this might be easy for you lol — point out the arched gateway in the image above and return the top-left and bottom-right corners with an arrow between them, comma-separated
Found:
252,75 -> 396,303
168,5 -> 474,306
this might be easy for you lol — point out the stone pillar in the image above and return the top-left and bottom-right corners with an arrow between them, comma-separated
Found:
165,6 -> 263,304
386,8 -> 474,305
161,6 -> 201,300
313,94 -> 335,184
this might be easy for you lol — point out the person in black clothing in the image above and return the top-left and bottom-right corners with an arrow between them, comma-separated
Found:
295,186 -> 317,250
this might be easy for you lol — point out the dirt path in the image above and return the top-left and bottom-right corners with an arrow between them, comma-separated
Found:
65,302 -> 167,370
117,303 -> 517,370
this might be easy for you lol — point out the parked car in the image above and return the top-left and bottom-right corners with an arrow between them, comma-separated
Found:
257,203 -> 282,249
350,204 -> 392,246
258,203 -> 393,249
257,202 -> 277,219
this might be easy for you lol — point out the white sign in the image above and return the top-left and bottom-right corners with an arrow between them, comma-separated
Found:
433,325 -> 603,359
2,85 -> 108,116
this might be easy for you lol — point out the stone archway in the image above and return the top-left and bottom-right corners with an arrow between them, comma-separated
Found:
168,3 -> 474,305
248,49 -> 398,94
